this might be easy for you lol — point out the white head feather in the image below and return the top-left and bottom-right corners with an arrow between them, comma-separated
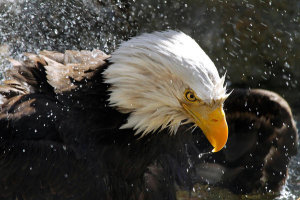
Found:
103,30 -> 227,136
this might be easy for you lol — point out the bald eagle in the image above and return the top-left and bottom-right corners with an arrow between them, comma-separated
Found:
0,31 -> 297,199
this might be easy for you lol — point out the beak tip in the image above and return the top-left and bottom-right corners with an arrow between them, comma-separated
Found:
211,134 -> 228,153
211,146 -> 224,153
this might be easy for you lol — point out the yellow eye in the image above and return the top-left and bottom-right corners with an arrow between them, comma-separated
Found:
185,90 -> 197,102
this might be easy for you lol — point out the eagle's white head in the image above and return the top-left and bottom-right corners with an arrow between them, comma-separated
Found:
103,30 -> 229,152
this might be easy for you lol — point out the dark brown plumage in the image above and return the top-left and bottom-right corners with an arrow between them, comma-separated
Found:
0,50 -> 297,199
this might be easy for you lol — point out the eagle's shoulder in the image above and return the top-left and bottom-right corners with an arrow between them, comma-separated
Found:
0,49 -> 110,103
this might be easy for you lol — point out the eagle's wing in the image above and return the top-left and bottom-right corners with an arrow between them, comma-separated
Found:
193,89 -> 298,194
0,50 -> 111,199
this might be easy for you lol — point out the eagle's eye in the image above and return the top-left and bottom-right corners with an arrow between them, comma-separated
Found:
185,90 -> 197,102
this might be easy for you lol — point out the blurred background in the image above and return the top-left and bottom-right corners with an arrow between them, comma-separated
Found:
0,0 -> 299,199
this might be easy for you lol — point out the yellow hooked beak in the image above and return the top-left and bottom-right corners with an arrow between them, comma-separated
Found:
182,103 -> 228,152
